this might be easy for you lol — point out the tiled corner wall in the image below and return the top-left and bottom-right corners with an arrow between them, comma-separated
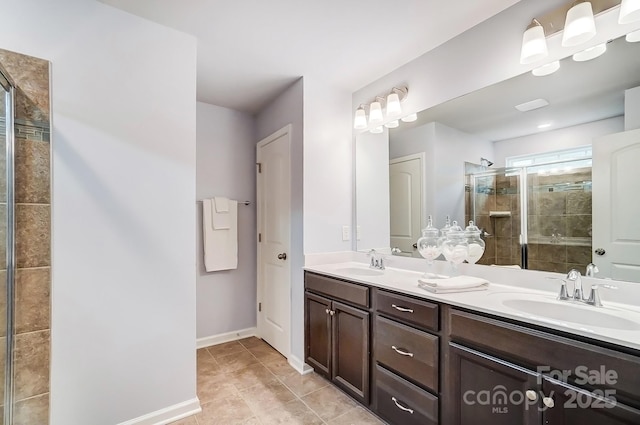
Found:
0,48 -> 51,425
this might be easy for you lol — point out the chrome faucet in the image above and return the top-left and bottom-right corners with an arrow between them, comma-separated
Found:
367,249 -> 385,270
567,269 -> 584,301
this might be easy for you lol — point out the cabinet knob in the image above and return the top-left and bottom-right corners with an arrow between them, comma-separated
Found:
325,309 -> 330,315
391,304 -> 414,313
391,397 -> 414,414
391,345 -> 414,357
329,310 -> 335,316
526,390 -> 538,401
543,396 -> 555,408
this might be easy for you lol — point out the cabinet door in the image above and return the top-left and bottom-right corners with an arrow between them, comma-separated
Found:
449,343 -> 542,425
305,292 -> 332,376
542,378 -> 640,425
332,300 -> 370,405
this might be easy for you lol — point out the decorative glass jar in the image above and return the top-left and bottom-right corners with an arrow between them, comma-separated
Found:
441,220 -> 469,275
464,220 -> 486,264
416,216 -> 441,278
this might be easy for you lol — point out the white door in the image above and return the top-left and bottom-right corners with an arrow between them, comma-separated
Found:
389,154 -> 424,258
593,128 -> 640,283
257,125 -> 291,357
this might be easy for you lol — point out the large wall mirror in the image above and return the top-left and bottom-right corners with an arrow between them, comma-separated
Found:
355,34 -> 640,283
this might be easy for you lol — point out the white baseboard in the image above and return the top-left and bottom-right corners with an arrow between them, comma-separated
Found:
117,397 -> 201,425
288,354 -> 314,375
196,327 -> 258,349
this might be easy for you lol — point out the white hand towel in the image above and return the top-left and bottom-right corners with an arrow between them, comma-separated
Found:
417,275 -> 489,294
202,199 -> 238,271
214,196 -> 229,212
211,196 -> 231,229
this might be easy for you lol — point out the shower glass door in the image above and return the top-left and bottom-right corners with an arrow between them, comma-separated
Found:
1,65 -> 15,425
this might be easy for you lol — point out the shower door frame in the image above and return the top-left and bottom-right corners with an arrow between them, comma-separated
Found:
0,63 -> 16,425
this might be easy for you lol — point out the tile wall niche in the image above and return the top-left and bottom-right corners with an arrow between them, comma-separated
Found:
0,48 -> 51,425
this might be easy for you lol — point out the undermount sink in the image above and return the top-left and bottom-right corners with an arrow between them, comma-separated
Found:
333,266 -> 384,277
501,298 -> 640,331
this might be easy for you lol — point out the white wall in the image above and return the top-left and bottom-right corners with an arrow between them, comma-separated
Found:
355,130 -> 390,251
493,117 -> 624,166
626,86 -> 640,131
255,79 -> 305,364
303,78 -> 353,254
196,102 -> 256,339
0,1 -> 198,424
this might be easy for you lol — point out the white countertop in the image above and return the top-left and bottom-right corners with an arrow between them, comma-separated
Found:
303,259 -> 640,352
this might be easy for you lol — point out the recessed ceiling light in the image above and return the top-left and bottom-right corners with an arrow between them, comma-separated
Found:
515,98 -> 550,112
537,123 -> 552,129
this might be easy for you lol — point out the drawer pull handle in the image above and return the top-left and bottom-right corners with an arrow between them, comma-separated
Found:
391,304 -> 414,313
391,346 -> 414,357
391,397 -> 414,414
543,396 -> 555,409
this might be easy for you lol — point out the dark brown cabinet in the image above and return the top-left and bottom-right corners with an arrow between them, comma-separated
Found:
304,273 -> 370,405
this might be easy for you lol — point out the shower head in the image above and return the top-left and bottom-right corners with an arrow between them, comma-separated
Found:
481,157 -> 494,168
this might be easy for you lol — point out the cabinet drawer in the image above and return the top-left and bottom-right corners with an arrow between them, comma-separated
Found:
376,289 -> 439,331
375,365 -> 438,425
449,309 -> 640,405
375,315 -> 439,392
305,272 -> 369,308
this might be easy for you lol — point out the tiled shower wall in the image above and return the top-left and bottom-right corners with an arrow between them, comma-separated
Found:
0,48 -> 51,425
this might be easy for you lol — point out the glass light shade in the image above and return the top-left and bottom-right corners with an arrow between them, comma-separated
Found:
619,0 -> 640,24
572,43 -> 607,61
532,61 -> 560,76
384,120 -> 399,128
627,29 -> 640,42
520,24 -> 548,64
562,2 -> 596,47
370,126 -> 383,134
369,101 -> 383,125
386,92 -> 402,117
353,107 -> 367,129
401,113 -> 417,122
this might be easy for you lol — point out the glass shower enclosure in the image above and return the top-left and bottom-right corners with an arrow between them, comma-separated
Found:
1,62 -> 16,425
465,158 -> 593,274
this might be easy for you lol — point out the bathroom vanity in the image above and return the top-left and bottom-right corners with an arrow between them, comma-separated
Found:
303,264 -> 640,425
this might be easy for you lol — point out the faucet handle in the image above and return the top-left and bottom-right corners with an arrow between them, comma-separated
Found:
586,284 -> 617,307
585,263 -> 599,277
546,277 -> 569,301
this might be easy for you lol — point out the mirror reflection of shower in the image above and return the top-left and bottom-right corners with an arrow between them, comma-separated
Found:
480,157 -> 494,169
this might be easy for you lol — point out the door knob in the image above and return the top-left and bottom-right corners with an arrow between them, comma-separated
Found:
412,243 -> 418,249
277,252 -> 287,260
595,248 -> 606,256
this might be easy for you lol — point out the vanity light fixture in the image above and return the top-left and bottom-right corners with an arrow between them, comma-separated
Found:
354,105 -> 368,130
562,1 -> 597,47
619,0 -> 640,24
401,113 -> 418,122
368,98 -> 384,126
532,60 -> 561,76
520,20 -> 548,64
627,28 -> 640,41
370,126 -> 384,134
384,120 -> 399,128
386,86 -> 408,118
572,42 -> 607,61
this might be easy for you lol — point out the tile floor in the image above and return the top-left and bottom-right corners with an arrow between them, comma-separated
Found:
171,337 -> 385,425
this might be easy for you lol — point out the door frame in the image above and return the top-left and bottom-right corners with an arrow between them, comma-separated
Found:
256,124 -> 292,358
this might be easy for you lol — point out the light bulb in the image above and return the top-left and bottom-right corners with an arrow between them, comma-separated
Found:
384,120 -> 399,128
619,0 -> 640,24
572,43 -> 606,61
532,61 -> 560,76
353,106 -> 367,129
520,23 -> 548,64
562,2 -> 596,47
386,92 -> 402,117
401,113 -> 417,123
369,101 -> 383,126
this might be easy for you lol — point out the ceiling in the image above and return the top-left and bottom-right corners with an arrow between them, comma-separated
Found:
406,35 -> 640,141
100,0 -> 520,113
